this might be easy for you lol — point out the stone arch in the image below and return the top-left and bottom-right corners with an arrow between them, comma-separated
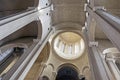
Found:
57,63 -> 80,74
56,63 -> 80,80
53,22 -> 83,30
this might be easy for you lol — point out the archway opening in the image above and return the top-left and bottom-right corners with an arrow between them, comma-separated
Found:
56,66 -> 85,80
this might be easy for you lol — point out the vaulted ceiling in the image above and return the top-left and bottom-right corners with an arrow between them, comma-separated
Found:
51,0 -> 86,28
51,0 -> 120,40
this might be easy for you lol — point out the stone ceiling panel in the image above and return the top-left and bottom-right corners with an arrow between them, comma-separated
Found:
51,0 -> 86,27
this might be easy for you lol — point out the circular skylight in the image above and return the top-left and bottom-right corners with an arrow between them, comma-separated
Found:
54,32 -> 85,60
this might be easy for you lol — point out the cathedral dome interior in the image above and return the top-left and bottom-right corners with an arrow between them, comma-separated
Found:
53,32 -> 85,60
0,0 -> 120,80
